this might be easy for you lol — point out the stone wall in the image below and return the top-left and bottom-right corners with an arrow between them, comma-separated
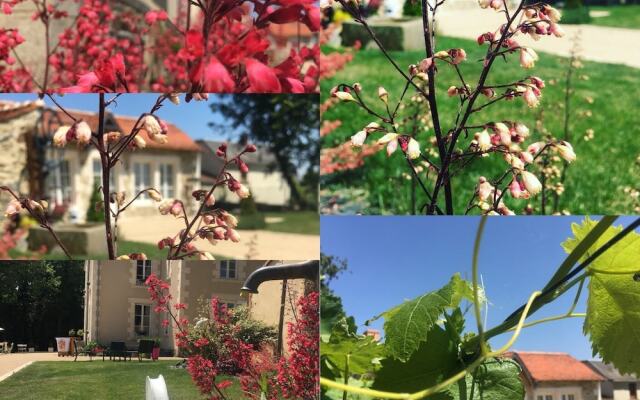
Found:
0,108 -> 39,208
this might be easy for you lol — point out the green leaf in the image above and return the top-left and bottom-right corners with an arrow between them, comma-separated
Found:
321,289 -> 355,342
372,325 -> 460,396
562,218 -> 640,376
448,358 -> 525,400
382,274 -> 476,361
561,217 -> 640,274
321,318 -> 384,376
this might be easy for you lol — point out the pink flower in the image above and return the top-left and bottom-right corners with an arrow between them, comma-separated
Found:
144,10 -> 168,25
448,48 -> 467,64
227,228 -> 241,242
519,48 -> 538,69
4,199 -> 21,217
351,131 -> 367,147
245,58 -> 282,93
203,58 -> 235,92
53,126 -> 70,147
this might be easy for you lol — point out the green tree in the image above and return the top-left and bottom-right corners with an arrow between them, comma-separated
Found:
209,95 -> 319,210
86,183 -> 105,223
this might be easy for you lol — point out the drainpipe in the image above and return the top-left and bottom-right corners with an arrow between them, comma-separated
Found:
241,260 -> 319,293
241,260 -> 319,356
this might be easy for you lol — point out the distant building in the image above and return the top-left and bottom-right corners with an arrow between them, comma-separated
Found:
509,351 -> 605,400
198,140 -> 291,208
363,328 -> 381,342
584,361 -> 639,400
0,99 -> 202,223
83,260 -> 313,355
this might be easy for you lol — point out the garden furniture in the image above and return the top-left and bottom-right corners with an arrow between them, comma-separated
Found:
17,344 -> 27,352
132,339 -> 157,362
106,341 -> 131,361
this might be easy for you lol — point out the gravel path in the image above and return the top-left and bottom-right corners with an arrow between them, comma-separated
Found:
118,216 -> 319,260
435,8 -> 640,68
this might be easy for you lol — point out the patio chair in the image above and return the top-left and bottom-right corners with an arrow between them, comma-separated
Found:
106,341 -> 131,361
73,338 -> 102,361
133,339 -> 156,362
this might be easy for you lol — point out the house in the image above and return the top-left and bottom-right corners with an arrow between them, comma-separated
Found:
83,260 -> 314,355
584,361 -> 639,400
509,351 -> 605,400
198,139 -> 291,208
0,99 -> 202,223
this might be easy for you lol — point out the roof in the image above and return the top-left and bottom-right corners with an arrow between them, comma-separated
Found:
43,108 -> 201,152
510,351 -> 605,383
0,100 -> 44,122
583,361 -> 638,383
198,140 -> 278,176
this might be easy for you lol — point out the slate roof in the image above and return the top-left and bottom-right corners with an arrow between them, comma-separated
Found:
584,361 -> 639,383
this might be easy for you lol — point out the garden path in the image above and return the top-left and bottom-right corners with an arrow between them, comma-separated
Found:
436,8 -> 640,68
0,353 -> 79,382
118,216 -> 320,259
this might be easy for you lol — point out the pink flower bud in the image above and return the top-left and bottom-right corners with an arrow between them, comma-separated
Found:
556,141 -> 576,163
481,88 -> 495,98
475,129 -> 492,151
170,201 -> 183,216
53,126 -> 70,147
75,121 -> 92,145
216,143 -> 227,157
447,86 -> 458,97
448,48 -> 467,64
4,199 -> 22,217
235,184 -> 250,199
205,194 -> 215,207
142,115 -> 162,136
519,48 -> 538,69
521,171 -> 542,195
351,130 -> 367,147
148,189 -> 162,202
222,212 -> 238,228
493,122 -> 511,145
227,228 -> 241,243
419,57 -> 433,72
244,144 -> 257,153
530,76 -> 545,89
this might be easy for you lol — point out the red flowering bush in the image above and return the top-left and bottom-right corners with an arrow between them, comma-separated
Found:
145,273 -> 319,399
0,0 -> 319,93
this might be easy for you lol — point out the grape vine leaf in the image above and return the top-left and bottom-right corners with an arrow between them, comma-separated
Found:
321,318 -> 384,376
321,290 -> 356,342
372,325 -> 460,397
381,273 -> 477,361
448,358 -> 525,400
562,218 -> 640,375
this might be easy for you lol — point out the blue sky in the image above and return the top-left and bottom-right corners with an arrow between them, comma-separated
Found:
0,93 -> 227,140
321,215 -> 639,360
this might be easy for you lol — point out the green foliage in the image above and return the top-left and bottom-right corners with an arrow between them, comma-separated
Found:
561,5 -> 592,24
373,325 -> 460,395
210,95 -> 319,210
321,38 -> 640,215
562,218 -> 640,376
403,0 -> 422,17
447,358 -> 524,400
589,5 -> 640,29
236,195 -> 266,230
321,318 -> 384,376
320,289 -> 354,342
85,183 -> 105,223
340,23 -> 404,51
379,274 -> 476,361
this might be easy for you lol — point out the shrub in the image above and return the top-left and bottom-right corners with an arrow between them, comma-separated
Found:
341,23 -> 404,51
236,195 -> 266,230
403,0 -> 422,17
562,0 -> 592,24
85,183 -> 105,223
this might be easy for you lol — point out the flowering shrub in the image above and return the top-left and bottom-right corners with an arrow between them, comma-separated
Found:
145,273 -> 320,399
321,216 -> 640,399
327,0 -> 577,215
1,94 -> 254,260
0,0 -> 320,93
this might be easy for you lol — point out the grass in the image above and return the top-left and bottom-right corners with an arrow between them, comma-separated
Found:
9,240 -> 227,260
262,211 -> 320,235
321,36 -> 640,215
0,360 -> 245,399
589,5 -> 640,29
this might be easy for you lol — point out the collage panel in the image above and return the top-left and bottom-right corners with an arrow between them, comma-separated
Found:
319,0 -> 640,215
320,215 -> 640,399
0,0 -> 319,93
0,259 -> 319,399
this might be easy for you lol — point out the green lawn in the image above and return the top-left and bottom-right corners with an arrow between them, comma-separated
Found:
9,240 -> 227,260
321,36 -> 640,215
262,211 -> 319,235
589,5 -> 640,29
0,360 -> 245,399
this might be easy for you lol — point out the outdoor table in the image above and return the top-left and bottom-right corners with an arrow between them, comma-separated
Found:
17,344 -> 27,352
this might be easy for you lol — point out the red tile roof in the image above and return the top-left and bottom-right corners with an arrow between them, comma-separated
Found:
510,351 -> 605,383
44,108 -> 201,152
0,100 -> 43,122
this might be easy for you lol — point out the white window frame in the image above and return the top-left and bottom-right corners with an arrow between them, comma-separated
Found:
134,304 -> 150,336
136,260 -> 152,285
220,260 -> 237,279
133,162 -> 151,199
92,158 -> 116,189
48,159 -> 72,205
159,163 -> 175,198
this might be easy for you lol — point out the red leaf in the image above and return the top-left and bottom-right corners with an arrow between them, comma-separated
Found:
244,58 -> 281,93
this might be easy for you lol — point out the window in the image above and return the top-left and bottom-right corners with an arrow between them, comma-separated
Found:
136,260 -> 152,285
159,164 -> 175,198
220,261 -> 237,279
134,304 -> 150,335
545,396 -> 553,400
92,159 -> 116,189
47,159 -> 72,204
133,162 -> 151,196
561,395 -> 575,400
630,383 -> 637,397
537,396 -> 543,400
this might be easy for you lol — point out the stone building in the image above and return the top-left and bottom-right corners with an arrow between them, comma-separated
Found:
83,260 -> 314,355
0,99 -> 202,223
510,351 -> 605,400
584,361 -> 639,400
